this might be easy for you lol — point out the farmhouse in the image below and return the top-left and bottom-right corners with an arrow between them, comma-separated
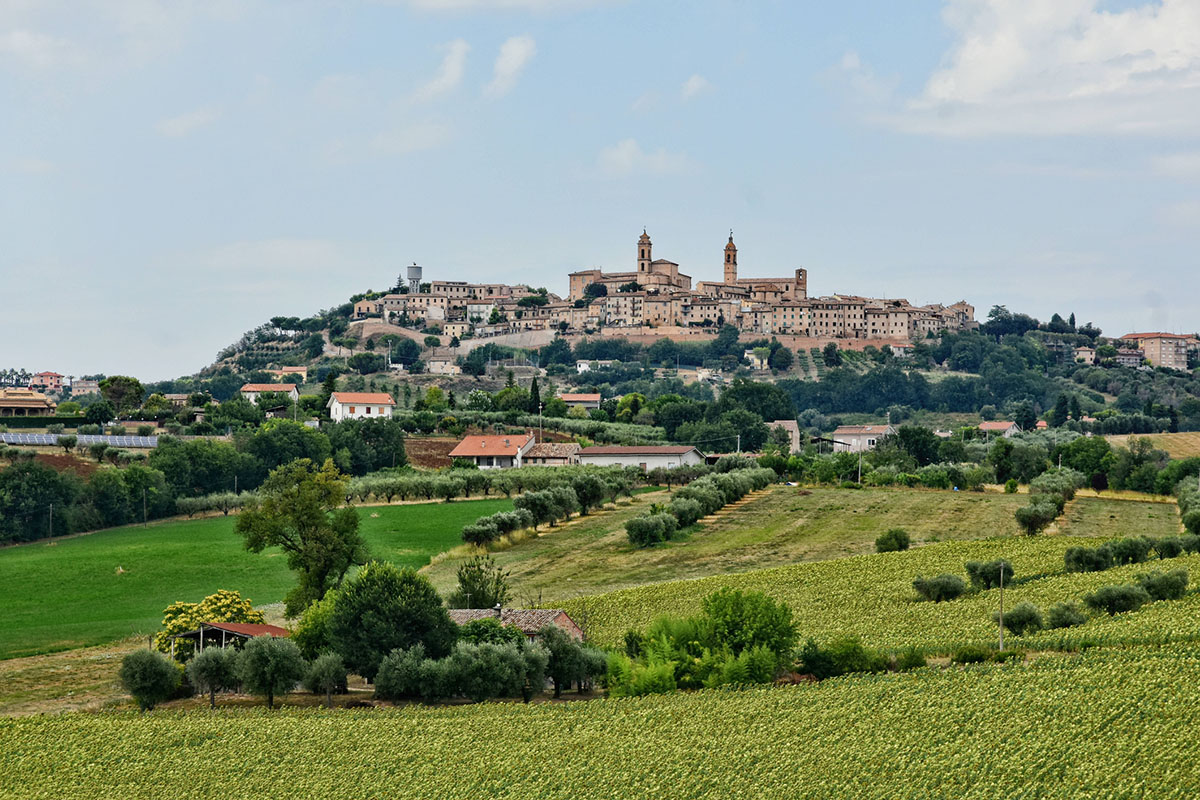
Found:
831,424 -> 895,453
327,391 -> 396,422
978,421 -> 1020,438
770,419 -> 803,453
447,608 -> 583,641
239,383 -> 300,404
448,433 -> 536,469
523,442 -> 581,466
577,445 -> 704,470
558,392 -> 601,410
0,388 -> 57,417
169,621 -> 290,658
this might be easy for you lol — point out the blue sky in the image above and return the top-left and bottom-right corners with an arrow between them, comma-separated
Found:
2,0 -> 1198,380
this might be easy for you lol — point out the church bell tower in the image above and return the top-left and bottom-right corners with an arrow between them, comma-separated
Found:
638,229 -> 652,275
724,231 -> 738,284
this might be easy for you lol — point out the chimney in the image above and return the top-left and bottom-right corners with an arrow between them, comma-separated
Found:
493,602 -> 502,620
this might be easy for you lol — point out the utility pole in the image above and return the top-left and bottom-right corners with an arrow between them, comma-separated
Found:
736,434 -> 741,453
998,562 -> 1006,651
538,402 -> 543,442
143,489 -> 148,527
48,503 -> 53,538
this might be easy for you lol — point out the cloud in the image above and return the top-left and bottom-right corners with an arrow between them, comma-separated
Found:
0,29 -> 74,68
1152,151 -> 1200,179
413,38 -> 470,102
870,0 -> 1200,136
155,107 -> 220,137
484,35 -> 536,98
681,74 -> 710,100
9,157 -> 57,174
596,138 -> 689,178
371,121 -> 453,155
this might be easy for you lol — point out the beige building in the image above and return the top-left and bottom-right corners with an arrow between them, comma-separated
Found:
831,424 -> 895,453
0,388 -> 57,417
1120,333 -> 1195,370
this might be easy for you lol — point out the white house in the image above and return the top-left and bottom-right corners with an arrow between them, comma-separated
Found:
576,359 -> 614,373
558,392 -> 601,410
978,421 -> 1020,439
448,433 -> 535,469
428,358 -> 462,376
577,445 -> 704,471
239,383 -> 300,405
327,391 -> 396,422
831,424 -> 896,453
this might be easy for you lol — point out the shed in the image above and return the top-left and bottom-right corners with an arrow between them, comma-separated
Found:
170,621 -> 290,658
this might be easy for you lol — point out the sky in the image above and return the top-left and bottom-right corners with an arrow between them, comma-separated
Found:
2,0 -> 1198,381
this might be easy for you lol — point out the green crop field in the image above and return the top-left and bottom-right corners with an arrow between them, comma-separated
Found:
3,643 -> 1198,799
1057,497 -> 1182,538
0,498 -> 512,660
568,529 -> 1200,653
426,486 -> 1032,604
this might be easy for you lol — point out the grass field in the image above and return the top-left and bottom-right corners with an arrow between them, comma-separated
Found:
1057,497 -> 1182,538
3,643 -> 1198,799
0,498 -> 512,660
1107,431 -> 1200,459
425,486 -> 1031,604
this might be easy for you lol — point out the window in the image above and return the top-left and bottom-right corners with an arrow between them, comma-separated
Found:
349,406 -> 356,414
365,406 -> 371,414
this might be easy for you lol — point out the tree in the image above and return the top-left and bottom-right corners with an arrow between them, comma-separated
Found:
153,589 -> 266,657
1012,401 -> 1037,432
304,652 -> 348,707
447,555 -> 511,609
528,377 -> 541,414
187,647 -> 238,708
120,649 -> 180,711
893,426 -> 941,467
768,346 -> 794,372
246,421 -> 332,472
1048,394 -> 1070,427
822,343 -> 842,367
100,375 -> 145,415
571,474 -> 607,515
583,282 -> 608,299
236,635 -> 307,709
56,434 -> 77,454
539,624 -> 583,698
0,460 -> 81,543
347,353 -> 386,375
235,459 -> 366,616
84,400 -> 115,425
329,561 -> 457,682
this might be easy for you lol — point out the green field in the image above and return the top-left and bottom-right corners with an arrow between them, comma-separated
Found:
425,486 -> 1032,603
0,499 -> 511,659
3,643 -> 1198,799
1057,497 -> 1182,538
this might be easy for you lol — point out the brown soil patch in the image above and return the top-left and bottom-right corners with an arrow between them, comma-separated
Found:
34,453 -> 100,478
405,437 -> 458,469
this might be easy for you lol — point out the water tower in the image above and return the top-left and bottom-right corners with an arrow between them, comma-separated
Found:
407,263 -> 423,293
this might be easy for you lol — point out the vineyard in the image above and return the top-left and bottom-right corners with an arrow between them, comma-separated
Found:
4,643 -> 1199,799
568,532 -> 1200,653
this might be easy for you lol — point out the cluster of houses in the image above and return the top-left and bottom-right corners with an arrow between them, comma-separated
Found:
351,230 -> 977,343
446,432 -> 706,471
1074,333 -> 1198,371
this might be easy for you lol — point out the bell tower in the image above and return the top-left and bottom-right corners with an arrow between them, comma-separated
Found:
638,229 -> 652,275
724,231 -> 738,284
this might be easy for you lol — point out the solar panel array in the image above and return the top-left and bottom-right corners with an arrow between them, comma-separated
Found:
1,433 -> 159,448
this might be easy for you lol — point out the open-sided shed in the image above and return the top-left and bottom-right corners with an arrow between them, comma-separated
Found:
170,621 -> 289,658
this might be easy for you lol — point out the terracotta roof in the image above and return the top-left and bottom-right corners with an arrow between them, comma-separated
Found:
978,421 -> 1018,431
34,371 -> 63,377
526,442 -> 581,459
447,608 -> 576,635
449,434 -> 534,458
579,445 -> 700,455
1120,332 -> 1194,340
240,383 -> 297,393
199,622 -> 290,637
559,393 -> 601,402
832,425 -> 892,435
329,392 -> 395,405
0,389 -> 56,409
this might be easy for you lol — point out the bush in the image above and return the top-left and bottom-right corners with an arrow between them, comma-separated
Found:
1152,537 -> 1184,560
965,559 -> 1014,590
1109,537 -> 1153,566
1182,534 -> 1200,554
893,646 -> 926,671
1014,496 -> 1061,535
1004,478 -> 1018,493
702,588 -> 797,658
875,528 -> 910,553
994,601 -> 1042,636
236,635 -> 308,709
1136,569 -> 1189,601
912,574 -> 966,602
136,424 -> 155,437
1064,545 -> 1114,573
186,647 -> 238,708
667,497 -> 704,528
120,649 -> 181,711
1083,584 -> 1151,615
950,644 -> 993,664
374,645 -> 431,701
625,513 -> 678,547
304,653 -> 348,706
1045,601 -> 1088,629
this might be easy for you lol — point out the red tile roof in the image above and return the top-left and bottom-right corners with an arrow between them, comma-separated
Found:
832,425 -> 893,435
559,393 -> 601,402
240,383 -> 297,393
329,392 -> 395,405
200,622 -> 290,638
1120,332 -> 1194,340
979,421 -> 1019,431
449,433 -> 534,457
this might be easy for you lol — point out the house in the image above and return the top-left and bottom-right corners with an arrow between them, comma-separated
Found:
743,349 -> 768,370
1035,420 -> 1049,430
889,343 -> 914,358
978,421 -> 1020,438
70,379 -> 100,395
164,393 -> 191,409
266,366 -> 308,382
448,432 -> 535,469
239,383 -> 300,405
0,388 -> 57,417
327,391 -> 396,422
447,608 -> 583,641
576,359 -> 614,373
427,358 -> 462,376
577,445 -> 705,470
523,442 -> 581,466
28,372 -> 64,393
1073,346 -> 1096,365
558,392 -> 601,410
769,419 -> 803,453
831,424 -> 895,453
353,299 -> 379,319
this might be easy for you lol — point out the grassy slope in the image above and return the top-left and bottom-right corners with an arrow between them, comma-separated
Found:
1107,431 -> 1200,459
425,486 -> 1030,604
1057,497 -> 1182,538
3,644 -> 1198,800
0,498 -> 511,659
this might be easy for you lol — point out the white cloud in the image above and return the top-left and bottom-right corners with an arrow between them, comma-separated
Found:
875,0 -> 1200,136
413,38 -> 470,102
371,121 -> 453,155
484,34 -> 536,98
1152,152 -> 1200,179
630,90 -> 657,112
0,29 -> 74,68
596,138 -> 689,178
681,74 -> 710,100
155,107 -> 220,137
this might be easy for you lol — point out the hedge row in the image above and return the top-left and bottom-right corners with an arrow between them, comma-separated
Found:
626,467 -> 776,547
1064,534 -> 1200,573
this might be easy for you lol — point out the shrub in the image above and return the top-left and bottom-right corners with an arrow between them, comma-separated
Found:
965,559 -> 1014,590
625,513 -> 678,547
1136,569 -> 1189,601
950,644 -> 993,664
1109,537 -> 1153,566
994,601 -> 1042,636
702,588 -> 797,659
186,647 -> 238,709
667,497 -> 704,528
1083,584 -> 1151,615
1014,496 -> 1061,535
1004,479 -> 1018,493
461,518 -> 500,546
607,654 -> 676,698
120,649 -> 181,711
912,574 -> 966,602
1064,545 -> 1113,573
875,528 -> 910,553
893,646 -> 926,671
1045,601 -> 1088,629
136,424 -> 155,437
1152,537 -> 1184,560
992,649 -> 1023,663
1182,534 -> 1200,554
236,635 -> 308,709
304,653 -> 348,706
374,645 -> 430,701
457,617 -> 524,646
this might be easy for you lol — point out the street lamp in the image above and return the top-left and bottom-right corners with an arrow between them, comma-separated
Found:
538,402 -> 543,441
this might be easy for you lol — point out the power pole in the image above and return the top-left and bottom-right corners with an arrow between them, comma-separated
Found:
736,434 -> 741,453
48,503 -> 53,538
143,489 -> 148,527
